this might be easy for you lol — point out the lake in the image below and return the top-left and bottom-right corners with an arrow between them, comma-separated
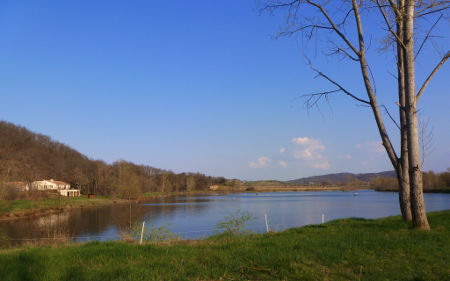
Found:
1,190 -> 449,245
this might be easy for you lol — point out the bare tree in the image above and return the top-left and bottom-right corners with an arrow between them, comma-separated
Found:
259,0 -> 449,229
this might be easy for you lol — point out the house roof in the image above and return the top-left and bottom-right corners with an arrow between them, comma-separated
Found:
46,179 -> 70,185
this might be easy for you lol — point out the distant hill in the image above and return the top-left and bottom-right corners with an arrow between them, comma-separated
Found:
287,171 -> 396,185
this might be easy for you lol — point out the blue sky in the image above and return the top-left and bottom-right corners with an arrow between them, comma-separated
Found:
1,1 -> 449,180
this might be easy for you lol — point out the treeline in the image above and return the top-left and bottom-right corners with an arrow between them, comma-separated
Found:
371,170 -> 450,193
0,121 -> 226,198
302,175 -> 370,189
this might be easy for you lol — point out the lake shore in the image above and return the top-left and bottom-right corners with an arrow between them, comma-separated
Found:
0,196 -> 132,223
0,210 -> 448,280
0,187 -> 356,223
1,185 -> 444,224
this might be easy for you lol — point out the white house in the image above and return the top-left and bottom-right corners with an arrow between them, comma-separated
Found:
31,179 -> 80,197
58,189 -> 80,197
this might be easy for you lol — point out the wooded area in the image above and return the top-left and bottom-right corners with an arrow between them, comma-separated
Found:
371,170 -> 450,192
0,121 -> 226,198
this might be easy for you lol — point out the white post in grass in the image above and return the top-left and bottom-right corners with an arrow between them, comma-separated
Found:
265,213 -> 269,233
140,221 -> 145,244
321,213 -> 325,224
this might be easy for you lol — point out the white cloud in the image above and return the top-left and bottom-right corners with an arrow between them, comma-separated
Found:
279,160 -> 288,168
291,137 -> 311,145
291,137 -> 326,160
312,161 -> 330,169
249,156 -> 271,168
291,137 -> 330,169
355,141 -> 384,154
280,148 -> 286,153
345,154 -> 352,159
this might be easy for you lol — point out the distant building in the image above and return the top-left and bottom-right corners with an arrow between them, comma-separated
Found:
31,179 -> 80,197
32,179 -> 70,191
209,185 -> 220,191
58,189 -> 81,197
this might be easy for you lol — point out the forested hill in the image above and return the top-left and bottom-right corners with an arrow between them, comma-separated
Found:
287,171 -> 396,185
0,121 -> 226,196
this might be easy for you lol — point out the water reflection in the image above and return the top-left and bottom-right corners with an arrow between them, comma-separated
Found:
0,190 -> 449,245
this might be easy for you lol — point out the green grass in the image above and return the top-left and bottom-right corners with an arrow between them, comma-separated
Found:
0,211 -> 449,280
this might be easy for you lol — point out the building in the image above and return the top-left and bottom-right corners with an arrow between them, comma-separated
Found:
58,189 -> 80,197
31,179 -> 80,197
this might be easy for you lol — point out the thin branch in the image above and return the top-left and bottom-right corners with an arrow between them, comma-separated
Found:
416,6 -> 449,17
302,89 -> 340,109
419,117 -> 434,168
307,60 -> 371,105
327,40 -> 360,61
367,62 -> 377,94
305,0 -> 360,56
381,105 -> 400,130
387,0 -> 400,17
416,51 -> 450,101
415,1 -> 450,17
376,0 -> 406,50
277,24 -> 334,38
337,8 -> 354,27
260,0 -> 300,11
415,14 -> 443,60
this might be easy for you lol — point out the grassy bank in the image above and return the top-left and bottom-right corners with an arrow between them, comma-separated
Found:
0,196 -> 126,222
0,191 -> 220,222
0,211 -> 448,280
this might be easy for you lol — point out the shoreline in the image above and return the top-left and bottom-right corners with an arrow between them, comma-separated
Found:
0,187 -> 445,224
0,188 -> 346,223
0,197 -> 132,224
0,210 -> 448,280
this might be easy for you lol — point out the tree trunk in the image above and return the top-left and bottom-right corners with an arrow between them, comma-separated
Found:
396,0 -> 412,222
403,0 -> 429,229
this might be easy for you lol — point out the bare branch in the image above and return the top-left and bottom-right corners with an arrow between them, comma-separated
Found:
259,0 -> 300,11
415,14 -> 443,60
302,89 -> 340,110
376,0 -> 406,50
387,0 -> 400,17
416,6 -> 449,17
367,62 -> 378,94
277,24 -> 334,38
419,117 -> 434,168
350,0 -> 399,168
305,0 -> 360,56
416,51 -> 450,101
381,104 -> 401,130
327,40 -> 360,61
307,60 -> 371,105
415,1 -> 450,17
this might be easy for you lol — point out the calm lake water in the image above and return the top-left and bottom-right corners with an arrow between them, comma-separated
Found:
1,190 -> 449,245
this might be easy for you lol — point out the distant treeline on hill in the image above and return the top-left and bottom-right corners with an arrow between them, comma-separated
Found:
371,171 -> 450,193
0,121 -> 227,198
287,170 -> 450,192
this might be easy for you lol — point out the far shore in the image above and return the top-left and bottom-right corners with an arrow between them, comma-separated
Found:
0,186 -> 446,223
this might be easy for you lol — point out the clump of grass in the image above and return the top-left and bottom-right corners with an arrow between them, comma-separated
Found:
215,209 -> 255,236
131,221 -> 180,243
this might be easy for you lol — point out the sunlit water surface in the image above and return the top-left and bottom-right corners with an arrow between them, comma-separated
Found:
1,190 -> 449,245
